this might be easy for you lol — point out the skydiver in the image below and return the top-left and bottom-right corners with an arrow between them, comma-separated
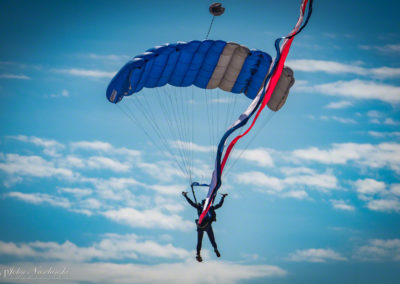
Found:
182,190 -> 228,262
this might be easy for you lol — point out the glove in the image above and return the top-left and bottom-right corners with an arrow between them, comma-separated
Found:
182,191 -> 188,196
221,193 -> 228,198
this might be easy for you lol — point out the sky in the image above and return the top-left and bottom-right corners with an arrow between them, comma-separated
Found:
0,0 -> 399,283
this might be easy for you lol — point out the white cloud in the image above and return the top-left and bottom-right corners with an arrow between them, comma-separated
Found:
236,171 -> 284,191
90,177 -> 142,191
102,208 -> 193,231
384,44 -> 400,52
4,191 -> 102,216
170,141 -> 275,168
318,80 -> 400,104
169,140 -> 214,153
60,155 -> 85,168
87,156 -> 131,172
291,143 -> 400,174
0,261 -> 287,284
154,196 -> 185,213
287,59 -> 400,79
7,135 -> 65,157
292,143 -> 369,164
49,89 -> 69,98
61,156 -> 132,172
359,43 -> 400,53
148,184 -> 186,195
354,239 -> 400,262
352,179 -> 400,213
12,135 -> 64,148
390,184 -> 400,196
283,171 -> 338,191
2,176 -> 23,188
282,167 -> 338,191
287,248 -> 347,262
71,140 -> 113,151
5,192 -> 71,208
58,187 -> 93,197
325,100 -> 353,109
70,141 -> 140,157
55,68 -> 115,78
0,137 -> 201,231
0,234 -> 189,262
297,79 -> 400,104
330,199 -> 355,211
236,169 -> 338,195
367,199 -> 400,213
283,190 -> 308,199
354,178 -> 386,195
368,131 -> 400,138
0,153 -> 75,180
367,110 -> 381,118
233,148 -> 274,167
332,116 -> 357,124
80,198 -> 102,210
281,167 -> 315,175
2,137 -> 141,179
288,59 -> 367,75
87,53 -> 131,61
137,161 -> 185,182
384,118 -> 400,126
320,115 -> 357,124
0,61 -> 42,70
369,66 -> 400,79
0,73 -> 31,79
83,177 -> 144,202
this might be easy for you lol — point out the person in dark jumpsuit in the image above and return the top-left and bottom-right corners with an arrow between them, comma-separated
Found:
182,191 -> 227,262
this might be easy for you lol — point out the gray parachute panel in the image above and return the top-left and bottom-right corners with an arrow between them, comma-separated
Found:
267,66 -> 295,112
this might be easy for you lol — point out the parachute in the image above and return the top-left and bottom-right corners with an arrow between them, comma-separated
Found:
106,0 -> 313,225
106,41 -> 272,103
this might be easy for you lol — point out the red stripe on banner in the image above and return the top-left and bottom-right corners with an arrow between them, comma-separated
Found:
198,197 -> 213,225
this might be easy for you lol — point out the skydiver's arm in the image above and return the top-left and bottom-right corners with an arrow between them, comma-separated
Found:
183,194 -> 198,209
213,196 -> 226,210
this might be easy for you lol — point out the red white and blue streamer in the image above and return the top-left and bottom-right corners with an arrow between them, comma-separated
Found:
198,0 -> 313,225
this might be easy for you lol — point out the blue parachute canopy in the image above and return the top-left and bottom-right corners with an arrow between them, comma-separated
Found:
106,40 -> 272,103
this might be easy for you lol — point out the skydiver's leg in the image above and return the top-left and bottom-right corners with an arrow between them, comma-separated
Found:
197,229 -> 204,255
196,229 -> 204,262
206,225 -> 217,249
206,225 -> 220,257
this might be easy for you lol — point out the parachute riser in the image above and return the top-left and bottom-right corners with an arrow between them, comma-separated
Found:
190,182 -> 210,205
191,185 -> 198,204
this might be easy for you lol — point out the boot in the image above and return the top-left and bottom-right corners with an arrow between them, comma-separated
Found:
196,253 -> 202,262
214,248 -> 221,257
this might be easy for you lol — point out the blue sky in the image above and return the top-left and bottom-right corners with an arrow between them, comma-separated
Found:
0,0 -> 399,283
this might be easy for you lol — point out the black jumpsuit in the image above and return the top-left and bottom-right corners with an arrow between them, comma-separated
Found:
184,195 -> 225,254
